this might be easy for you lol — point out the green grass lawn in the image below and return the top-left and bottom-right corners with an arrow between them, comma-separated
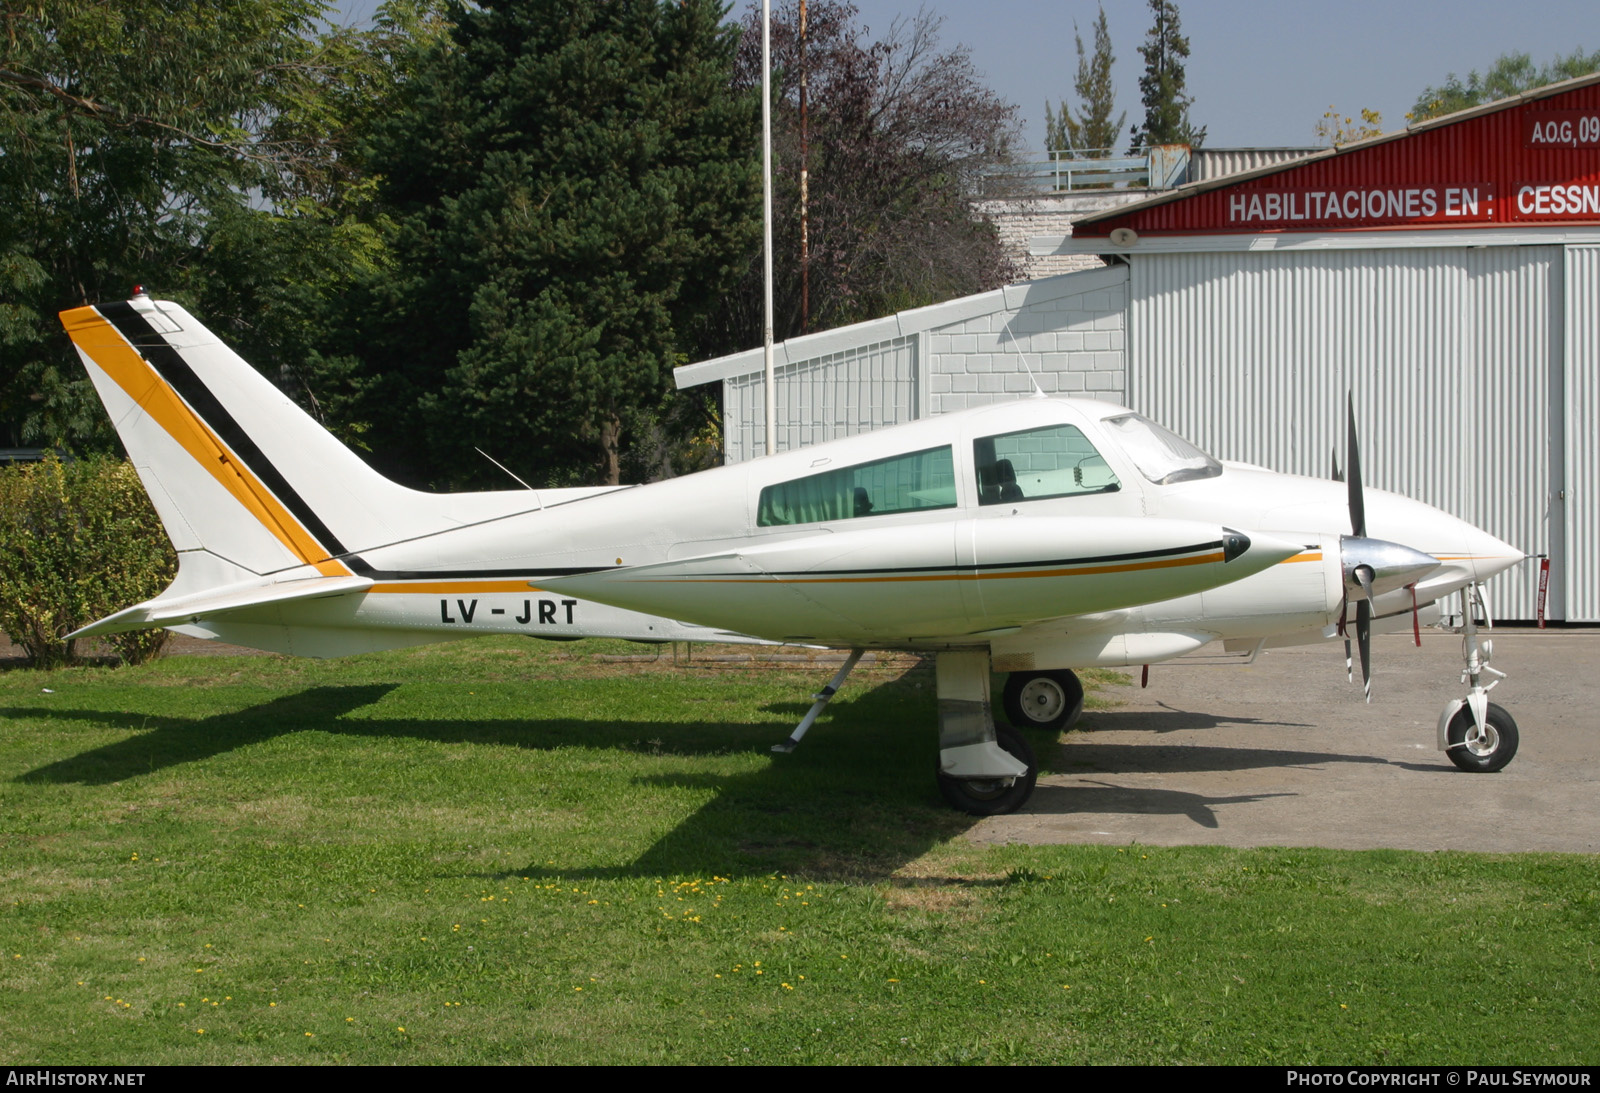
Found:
1,637 -> 1594,1064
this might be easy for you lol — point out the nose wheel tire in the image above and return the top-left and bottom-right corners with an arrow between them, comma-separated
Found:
1003,670 -> 1085,732
1445,702 -> 1519,773
937,724 -> 1038,816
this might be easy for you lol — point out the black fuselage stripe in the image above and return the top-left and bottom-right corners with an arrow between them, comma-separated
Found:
339,540 -> 1223,583
343,557 -> 612,580
97,302 -> 348,558
664,541 -> 1226,580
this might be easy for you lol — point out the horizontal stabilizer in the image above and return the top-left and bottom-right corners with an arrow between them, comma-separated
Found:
68,574 -> 374,639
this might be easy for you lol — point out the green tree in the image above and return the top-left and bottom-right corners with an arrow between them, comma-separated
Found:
340,0 -> 760,488
0,0 -> 336,452
184,2 -> 450,448
1044,6 -> 1123,154
1410,48 -> 1600,122
1127,0 -> 1204,151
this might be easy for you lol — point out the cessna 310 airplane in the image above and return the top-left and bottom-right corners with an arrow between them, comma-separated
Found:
61,294 -> 1527,814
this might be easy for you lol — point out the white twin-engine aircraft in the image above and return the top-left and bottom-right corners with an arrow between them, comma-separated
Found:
62,294 -> 1526,814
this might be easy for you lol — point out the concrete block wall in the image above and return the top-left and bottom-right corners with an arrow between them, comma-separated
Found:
924,272 -> 1127,413
975,192 -> 1151,281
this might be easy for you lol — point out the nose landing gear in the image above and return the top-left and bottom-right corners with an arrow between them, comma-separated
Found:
1437,582 -> 1519,773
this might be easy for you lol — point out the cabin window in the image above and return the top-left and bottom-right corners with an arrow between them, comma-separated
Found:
974,424 -> 1120,505
757,446 -> 957,527
1102,413 -> 1222,484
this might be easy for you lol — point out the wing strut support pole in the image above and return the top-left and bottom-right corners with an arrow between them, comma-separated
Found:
772,648 -> 864,753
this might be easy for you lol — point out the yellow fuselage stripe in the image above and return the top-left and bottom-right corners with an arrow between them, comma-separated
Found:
369,581 -> 540,595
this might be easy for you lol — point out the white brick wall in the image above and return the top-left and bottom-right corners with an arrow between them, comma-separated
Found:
975,192 -> 1152,282
925,271 -> 1127,414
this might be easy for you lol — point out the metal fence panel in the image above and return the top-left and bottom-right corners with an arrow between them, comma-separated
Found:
723,336 -> 918,463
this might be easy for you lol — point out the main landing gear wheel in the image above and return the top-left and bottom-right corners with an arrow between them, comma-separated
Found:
1003,670 -> 1085,732
1445,702 -> 1520,773
937,724 -> 1038,816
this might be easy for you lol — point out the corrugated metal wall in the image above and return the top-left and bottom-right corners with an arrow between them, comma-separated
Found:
722,336 -> 918,463
1131,246 -> 1558,619
1565,246 -> 1600,620
1187,147 -> 1318,183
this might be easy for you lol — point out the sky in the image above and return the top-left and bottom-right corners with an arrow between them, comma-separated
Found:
334,1 -> 1600,151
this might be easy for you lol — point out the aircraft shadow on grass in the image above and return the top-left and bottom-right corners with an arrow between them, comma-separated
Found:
5,678 -> 1404,879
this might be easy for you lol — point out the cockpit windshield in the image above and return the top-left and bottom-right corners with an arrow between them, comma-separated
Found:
1103,413 -> 1222,485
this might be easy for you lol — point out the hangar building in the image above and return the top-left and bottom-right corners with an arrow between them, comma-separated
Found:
674,73 -> 1600,621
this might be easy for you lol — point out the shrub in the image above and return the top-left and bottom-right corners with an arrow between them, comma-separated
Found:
0,456 -> 176,667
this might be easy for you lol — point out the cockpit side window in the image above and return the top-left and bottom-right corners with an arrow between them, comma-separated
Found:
757,445 -> 957,527
973,424 -> 1120,505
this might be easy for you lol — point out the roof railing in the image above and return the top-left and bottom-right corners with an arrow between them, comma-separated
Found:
1009,144 -> 1192,192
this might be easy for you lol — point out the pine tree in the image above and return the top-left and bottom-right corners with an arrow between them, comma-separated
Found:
348,0 -> 761,487
1044,6 -> 1123,155
1127,0 -> 1204,151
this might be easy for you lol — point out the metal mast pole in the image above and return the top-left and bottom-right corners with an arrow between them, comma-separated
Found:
799,0 -> 809,334
761,0 -> 776,456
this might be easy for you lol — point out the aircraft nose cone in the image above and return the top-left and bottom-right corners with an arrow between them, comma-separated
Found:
1459,524 -> 1526,581
1341,535 -> 1441,596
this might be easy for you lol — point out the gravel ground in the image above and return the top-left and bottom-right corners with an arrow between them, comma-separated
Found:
973,629 -> 1600,854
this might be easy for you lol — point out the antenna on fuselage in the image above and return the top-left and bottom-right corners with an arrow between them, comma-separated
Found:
1002,325 -> 1048,398
474,447 -> 535,491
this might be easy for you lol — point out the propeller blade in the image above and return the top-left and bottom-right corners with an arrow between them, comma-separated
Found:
1355,565 -> 1375,702
1331,448 -> 1342,483
1346,393 -> 1366,539
1343,636 -> 1353,684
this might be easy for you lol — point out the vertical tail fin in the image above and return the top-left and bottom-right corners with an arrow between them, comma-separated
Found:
62,297 -> 553,585
64,297 -> 376,582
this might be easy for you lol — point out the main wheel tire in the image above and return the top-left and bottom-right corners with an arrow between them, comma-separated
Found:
1445,702 -> 1520,773
1003,670 -> 1085,732
937,723 -> 1038,816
